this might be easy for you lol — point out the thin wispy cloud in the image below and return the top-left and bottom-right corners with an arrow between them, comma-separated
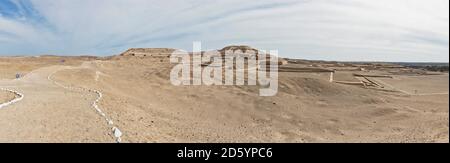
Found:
0,0 -> 448,62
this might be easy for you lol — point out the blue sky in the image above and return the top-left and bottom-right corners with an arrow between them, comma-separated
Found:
0,0 -> 448,62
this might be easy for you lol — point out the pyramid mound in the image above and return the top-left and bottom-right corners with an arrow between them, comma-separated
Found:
117,46 -> 287,65
120,48 -> 176,57
220,45 -> 259,54
220,45 -> 287,65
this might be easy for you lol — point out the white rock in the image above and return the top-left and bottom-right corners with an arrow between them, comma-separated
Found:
113,127 -> 123,138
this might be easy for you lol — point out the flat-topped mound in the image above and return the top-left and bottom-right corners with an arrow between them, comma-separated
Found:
118,45 -> 288,65
120,48 -> 176,57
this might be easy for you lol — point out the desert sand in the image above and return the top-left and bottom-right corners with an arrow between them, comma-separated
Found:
0,89 -> 15,105
0,47 -> 448,143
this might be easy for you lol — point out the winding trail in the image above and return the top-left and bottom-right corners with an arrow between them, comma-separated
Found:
1,65 -> 120,142
0,66 -> 38,109
48,67 -> 123,143
0,88 -> 24,109
0,65 -> 43,109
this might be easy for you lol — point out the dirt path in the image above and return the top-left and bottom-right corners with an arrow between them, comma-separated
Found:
0,65 -> 115,142
48,67 -> 123,143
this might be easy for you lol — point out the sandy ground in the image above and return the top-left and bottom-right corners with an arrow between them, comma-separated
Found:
0,56 -> 94,79
0,56 -> 448,143
0,90 -> 15,104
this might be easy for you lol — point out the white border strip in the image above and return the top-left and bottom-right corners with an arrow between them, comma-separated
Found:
48,69 -> 123,143
0,88 -> 24,109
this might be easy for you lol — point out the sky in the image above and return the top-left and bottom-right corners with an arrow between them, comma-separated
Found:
0,0 -> 448,62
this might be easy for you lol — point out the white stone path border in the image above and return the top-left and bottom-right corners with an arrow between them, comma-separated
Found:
48,69 -> 123,143
0,88 -> 24,109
